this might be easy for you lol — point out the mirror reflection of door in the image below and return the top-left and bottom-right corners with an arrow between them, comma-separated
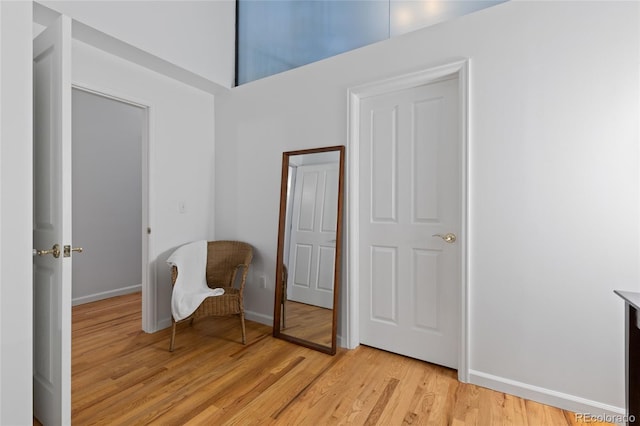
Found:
274,146 -> 345,355
287,158 -> 339,309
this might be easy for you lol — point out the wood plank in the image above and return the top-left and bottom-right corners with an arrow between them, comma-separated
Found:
66,292 -> 613,425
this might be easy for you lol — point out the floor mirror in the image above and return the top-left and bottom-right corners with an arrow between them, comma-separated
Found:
273,145 -> 345,354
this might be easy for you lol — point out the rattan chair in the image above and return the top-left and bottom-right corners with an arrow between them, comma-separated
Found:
169,240 -> 253,352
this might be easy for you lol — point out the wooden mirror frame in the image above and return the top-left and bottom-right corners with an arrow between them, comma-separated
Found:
273,145 -> 345,355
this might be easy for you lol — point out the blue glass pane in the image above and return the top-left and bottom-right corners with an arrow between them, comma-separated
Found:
237,0 -> 390,85
236,0 -> 507,85
390,0 -> 507,36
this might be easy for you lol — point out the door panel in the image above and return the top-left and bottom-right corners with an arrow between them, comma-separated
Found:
317,246 -> 335,291
413,248 -> 439,330
370,245 -> 397,323
371,106 -> 398,222
359,77 -> 460,368
33,15 -> 72,425
413,98 -> 442,222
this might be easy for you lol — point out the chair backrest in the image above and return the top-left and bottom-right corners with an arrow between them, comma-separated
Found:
206,241 -> 253,288
282,264 -> 288,300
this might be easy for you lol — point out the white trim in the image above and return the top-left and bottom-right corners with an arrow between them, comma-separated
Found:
244,310 -> 273,326
346,59 -> 470,383
72,284 -> 142,306
60,17 -> 73,425
71,82 -> 156,333
33,2 -> 228,95
336,333 -> 347,349
459,61 -> 471,383
157,317 -> 172,332
0,0 -> 4,414
72,84 -> 148,109
469,369 -> 625,418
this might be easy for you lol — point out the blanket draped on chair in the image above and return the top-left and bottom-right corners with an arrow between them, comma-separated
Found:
167,240 -> 224,321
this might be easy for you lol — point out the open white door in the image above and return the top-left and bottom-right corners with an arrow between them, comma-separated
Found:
33,15 -> 72,425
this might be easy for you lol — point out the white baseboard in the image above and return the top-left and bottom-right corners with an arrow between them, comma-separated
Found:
469,369 -> 625,421
337,333 -> 347,348
244,310 -> 273,326
156,317 -> 172,331
72,284 -> 141,306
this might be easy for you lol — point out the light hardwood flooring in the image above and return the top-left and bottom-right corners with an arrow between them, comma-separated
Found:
281,300 -> 333,346
63,292 -> 611,425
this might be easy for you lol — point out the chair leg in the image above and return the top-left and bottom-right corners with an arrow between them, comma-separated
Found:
169,319 -> 177,352
240,313 -> 246,344
282,302 -> 286,329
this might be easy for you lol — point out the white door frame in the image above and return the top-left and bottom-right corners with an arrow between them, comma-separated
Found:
346,59 -> 470,382
71,83 -> 156,333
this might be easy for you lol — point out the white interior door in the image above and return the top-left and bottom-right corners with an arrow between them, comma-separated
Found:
33,15 -> 72,425
288,163 -> 339,309
359,77 -> 461,368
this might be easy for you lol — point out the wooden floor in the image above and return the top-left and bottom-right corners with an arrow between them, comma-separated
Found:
67,292 -> 609,425
281,300 -> 333,346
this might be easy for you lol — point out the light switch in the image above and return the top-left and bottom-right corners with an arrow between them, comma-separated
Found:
178,201 -> 187,214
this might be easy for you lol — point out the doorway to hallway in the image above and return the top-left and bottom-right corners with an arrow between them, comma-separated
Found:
71,87 -> 145,306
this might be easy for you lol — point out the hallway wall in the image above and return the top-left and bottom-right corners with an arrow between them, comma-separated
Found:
72,88 -> 143,304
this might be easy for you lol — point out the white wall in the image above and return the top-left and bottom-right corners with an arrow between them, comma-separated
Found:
0,1 -> 33,424
0,6 -> 217,419
72,39 -> 216,328
72,88 -> 143,304
390,0 -> 506,36
40,0 -> 236,88
38,1 -> 500,89
215,0 -> 639,415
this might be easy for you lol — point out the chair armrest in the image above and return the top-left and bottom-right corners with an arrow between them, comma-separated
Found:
235,263 -> 251,293
171,265 -> 178,285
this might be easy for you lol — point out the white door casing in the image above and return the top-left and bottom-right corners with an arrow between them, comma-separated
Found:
70,84 -> 153,333
33,15 -> 73,425
347,61 -> 469,379
288,162 -> 339,309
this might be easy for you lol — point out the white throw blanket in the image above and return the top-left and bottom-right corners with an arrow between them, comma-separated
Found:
167,240 -> 224,321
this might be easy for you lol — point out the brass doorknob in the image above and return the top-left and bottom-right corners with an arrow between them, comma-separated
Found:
36,243 -> 61,258
432,233 -> 457,243
64,245 -> 84,257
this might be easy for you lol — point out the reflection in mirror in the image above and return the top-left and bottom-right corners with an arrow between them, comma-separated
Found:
273,146 -> 345,354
